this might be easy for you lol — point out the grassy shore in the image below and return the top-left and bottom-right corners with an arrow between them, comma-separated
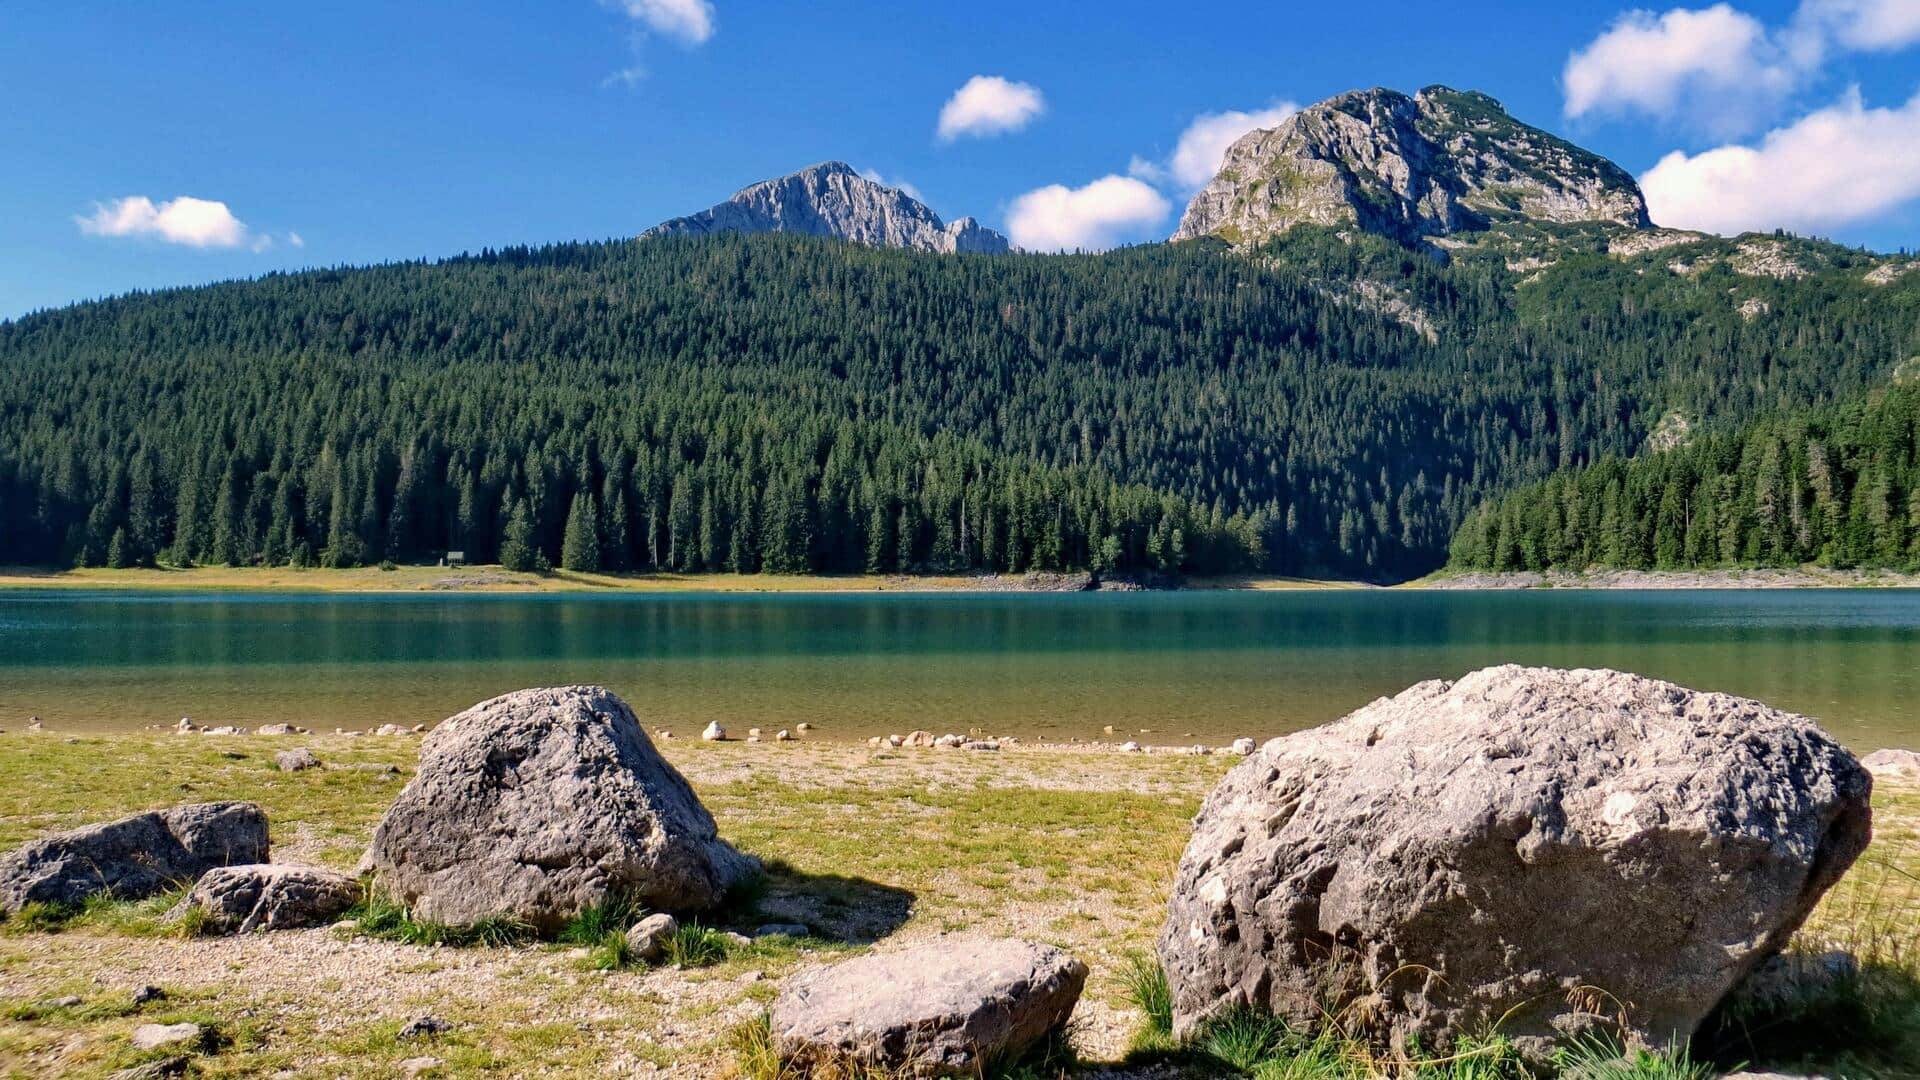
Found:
1,733 -> 1915,1078
0,565 -> 1367,595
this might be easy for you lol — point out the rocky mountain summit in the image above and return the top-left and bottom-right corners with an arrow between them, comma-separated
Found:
1174,86 -> 1652,248
644,161 -> 1010,254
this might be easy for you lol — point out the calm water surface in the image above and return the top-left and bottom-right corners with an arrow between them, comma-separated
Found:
0,589 -> 1915,749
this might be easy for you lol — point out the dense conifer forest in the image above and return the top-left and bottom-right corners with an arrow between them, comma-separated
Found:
1446,379 -> 1920,572
1,229 -> 1914,579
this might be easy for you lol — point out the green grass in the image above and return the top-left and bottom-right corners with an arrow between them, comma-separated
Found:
344,889 -> 535,948
1552,1035 -> 1715,1079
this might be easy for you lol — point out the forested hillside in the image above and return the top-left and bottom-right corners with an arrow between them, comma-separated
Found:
1447,377 -> 1920,573
1,228 -> 1914,579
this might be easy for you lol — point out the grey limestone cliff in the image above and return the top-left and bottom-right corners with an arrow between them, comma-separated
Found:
645,161 -> 1010,254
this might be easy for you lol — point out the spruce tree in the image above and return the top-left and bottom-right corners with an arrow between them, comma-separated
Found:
561,492 -> 601,572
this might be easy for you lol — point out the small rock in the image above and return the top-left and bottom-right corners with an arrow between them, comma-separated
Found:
624,913 -> 678,962
903,730 -> 936,748
796,722 -> 813,733
962,740 -> 999,752
866,736 -> 884,747
1231,737 -> 1257,756
254,723 -> 295,736
399,1057 -> 444,1078
754,922 -> 809,939
398,1015 -> 450,1040
702,721 -> 725,742
50,995 -> 82,1007
887,734 -> 905,747
375,724 -> 408,737
131,985 -> 166,1006
199,725 -> 245,736
721,931 -> 752,947
276,748 -> 321,772
1119,741 -> 1142,753
26,717 -> 44,732
130,1022 -> 203,1052
1863,747 -> 1920,779
775,729 -> 793,742
770,936 -> 1085,1075
1102,725 -> 1115,735
411,724 -> 427,734
177,864 -> 358,934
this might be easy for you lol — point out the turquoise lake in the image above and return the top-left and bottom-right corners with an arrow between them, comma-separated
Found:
0,589 -> 1915,749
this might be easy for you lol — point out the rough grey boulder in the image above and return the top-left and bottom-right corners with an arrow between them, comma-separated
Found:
362,686 -> 755,931
1159,665 -> 1871,1058
0,802 -> 269,911
770,936 -> 1086,1076
276,748 -> 320,772
178,864 -> 358,933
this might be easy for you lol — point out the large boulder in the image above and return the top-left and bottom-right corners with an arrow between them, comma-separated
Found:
1,802 -> 269,911
178,864 -> 358,933
362,686 -> 755,931
1159,666 -> 1872,1058
770,936 -> 1086,1076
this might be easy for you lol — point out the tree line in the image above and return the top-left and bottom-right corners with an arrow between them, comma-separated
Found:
1448,382 -> 1920,572
1,228 -> 1913,578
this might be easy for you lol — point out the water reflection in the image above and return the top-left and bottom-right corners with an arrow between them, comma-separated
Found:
0,590 -> 1913,749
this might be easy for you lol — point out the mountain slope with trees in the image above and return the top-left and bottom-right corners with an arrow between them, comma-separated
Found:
1,226 -> 1913,580
1446,377 -> 1920,574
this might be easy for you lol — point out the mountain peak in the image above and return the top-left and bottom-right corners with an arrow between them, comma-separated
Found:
646,162 -> 1010,254
1173,85 -> 1651,247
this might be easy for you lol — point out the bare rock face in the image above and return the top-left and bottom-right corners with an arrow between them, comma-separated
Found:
770,936 -> 1086,1076
1159,665 -> 1871,1058
1174,87 -> 1651,248
0,802 -> 269,911
362,686 -> 755,931
643,162 -> 1011,254
179,864 -> 358,934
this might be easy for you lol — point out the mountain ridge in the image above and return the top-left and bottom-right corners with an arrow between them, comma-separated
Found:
1174,86 -> 1652,249
643,161 -> 1011,254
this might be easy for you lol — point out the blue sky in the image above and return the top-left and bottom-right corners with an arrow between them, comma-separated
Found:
5,0 -> 1919,319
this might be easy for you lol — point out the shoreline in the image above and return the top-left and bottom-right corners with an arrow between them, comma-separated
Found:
0,565 -> 1369,595
2,564 -> 1916,594
1417,567 -> 1920,590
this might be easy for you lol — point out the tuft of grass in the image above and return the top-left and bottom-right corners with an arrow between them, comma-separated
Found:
3,900 -> 80,933
1120,949 -> 1173,1036
1198,1005 -> 1293,1073
1553,1034 -> 1715,1080
662,922 -> 735,969
556,893 -> 640,948
345,889 -> 534,948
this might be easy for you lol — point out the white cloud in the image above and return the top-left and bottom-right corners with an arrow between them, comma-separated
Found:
1165,102 -> 1299,189
1563,4 -> 1796,132
1564,1 -> 1920,133
602,0 -> 714,45
857,167 -> 924,203
76,196 -> 255,249
1798,0 -> 1920,51
937,76 -> 1045,141
1640,85 -> 1920,234
1005,175 -> 1170,252
287,231 -> 305,249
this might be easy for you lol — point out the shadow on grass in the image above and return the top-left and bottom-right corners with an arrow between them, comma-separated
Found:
733,857 -> 915,945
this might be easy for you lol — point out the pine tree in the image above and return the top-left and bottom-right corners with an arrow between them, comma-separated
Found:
561,491 -> 601,572
500,496 -> 538,572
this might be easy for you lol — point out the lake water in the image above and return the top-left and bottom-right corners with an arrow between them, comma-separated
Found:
0,589 -> 1916,750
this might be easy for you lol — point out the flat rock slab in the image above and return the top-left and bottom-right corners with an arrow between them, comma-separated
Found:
1,802 -> 269,911
363,686 -> 755,931
180,864 -> 358,933
770,936 -> 1086,1076
1160,665 -> 1872,1059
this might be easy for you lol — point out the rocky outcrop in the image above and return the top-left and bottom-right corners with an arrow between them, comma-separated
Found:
1174,87 -> 1650,248
644,162 -> 1010,254
0,802 -> 270,911
362,686 -> 756,932
770,936 -> 1086,1076
177,864 -> 358,934
1863,747 -> 1920,779
1159,666 -> 1871,1059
